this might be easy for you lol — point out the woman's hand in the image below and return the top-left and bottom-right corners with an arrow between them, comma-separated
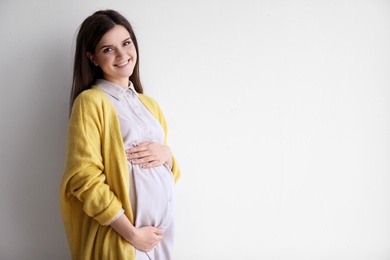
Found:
126,142 -> 172,169
109,214 -> 163,252
130,226 -> 164,252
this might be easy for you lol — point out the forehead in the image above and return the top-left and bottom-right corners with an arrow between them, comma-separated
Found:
98,25 -> 131,45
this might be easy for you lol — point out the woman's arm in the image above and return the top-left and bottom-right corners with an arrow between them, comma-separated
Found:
125,141 -> 173,169
136,94 -> 181,181
110,214 -> 163,252
61,93 -> 122,225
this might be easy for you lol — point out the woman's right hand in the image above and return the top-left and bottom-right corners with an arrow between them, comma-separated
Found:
110,214 -> 163,252
129,226 -> 163,252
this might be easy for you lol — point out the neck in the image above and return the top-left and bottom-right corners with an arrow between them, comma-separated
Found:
106,79 -> 129,88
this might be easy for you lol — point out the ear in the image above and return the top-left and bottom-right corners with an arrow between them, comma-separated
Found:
86,52 -> 99,66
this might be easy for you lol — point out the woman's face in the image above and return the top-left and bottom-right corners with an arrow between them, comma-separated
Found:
88,25 -> 137,87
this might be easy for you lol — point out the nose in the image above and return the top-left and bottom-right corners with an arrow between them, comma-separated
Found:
116,47 -> 126,59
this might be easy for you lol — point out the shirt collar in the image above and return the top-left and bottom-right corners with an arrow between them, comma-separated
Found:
95,79 -> 138,100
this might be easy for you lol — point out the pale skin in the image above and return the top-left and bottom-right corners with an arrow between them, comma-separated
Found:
126,141 -> 173,169
87,24 -> 173,252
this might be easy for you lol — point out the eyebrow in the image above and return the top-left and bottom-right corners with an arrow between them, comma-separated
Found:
99,37 -> 132,50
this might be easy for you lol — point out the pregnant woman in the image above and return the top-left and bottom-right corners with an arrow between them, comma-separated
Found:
60,9 -> 180,260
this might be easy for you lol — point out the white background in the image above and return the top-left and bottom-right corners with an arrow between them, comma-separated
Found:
1,0 -> 389,259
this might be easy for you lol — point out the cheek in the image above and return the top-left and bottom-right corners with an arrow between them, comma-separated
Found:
130,47 -> 137,58
97,55 -> 111,67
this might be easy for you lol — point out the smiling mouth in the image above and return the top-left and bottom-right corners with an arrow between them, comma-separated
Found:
115,59 -> 130,67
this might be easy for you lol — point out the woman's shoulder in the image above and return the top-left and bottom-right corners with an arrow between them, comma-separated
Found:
138,93 -> 160,110
138,93 -> 167,125
73,86 -> 109,107
77,86 -> 106,100
71,87 -> 117,119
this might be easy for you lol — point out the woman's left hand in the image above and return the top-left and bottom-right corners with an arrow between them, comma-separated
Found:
126,142 -> 172,169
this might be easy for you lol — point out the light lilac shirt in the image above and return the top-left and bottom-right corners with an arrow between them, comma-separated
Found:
96,79 -> 175,260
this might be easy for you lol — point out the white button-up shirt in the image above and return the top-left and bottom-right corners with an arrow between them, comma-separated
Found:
96,79 -> 175,259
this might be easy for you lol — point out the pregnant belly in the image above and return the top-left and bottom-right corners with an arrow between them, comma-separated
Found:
131,164 -> 175,228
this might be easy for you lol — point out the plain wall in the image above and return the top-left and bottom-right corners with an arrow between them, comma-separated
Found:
1,0 -> 389,259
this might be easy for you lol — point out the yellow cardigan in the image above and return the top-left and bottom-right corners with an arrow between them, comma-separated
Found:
60,86 -> 180,260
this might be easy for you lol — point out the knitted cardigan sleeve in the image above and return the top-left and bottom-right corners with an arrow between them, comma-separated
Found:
138,94 -> 181,182
61,91 -> 123,226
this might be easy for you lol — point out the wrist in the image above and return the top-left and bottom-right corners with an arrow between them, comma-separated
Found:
110,214 -> 137,243
126,223 -> 137,243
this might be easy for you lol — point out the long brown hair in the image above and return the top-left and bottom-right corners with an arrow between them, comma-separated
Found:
70,9 -> 143,111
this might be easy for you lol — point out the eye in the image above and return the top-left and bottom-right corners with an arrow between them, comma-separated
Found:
103,47 -> 113,53
123,40 -> 132,46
